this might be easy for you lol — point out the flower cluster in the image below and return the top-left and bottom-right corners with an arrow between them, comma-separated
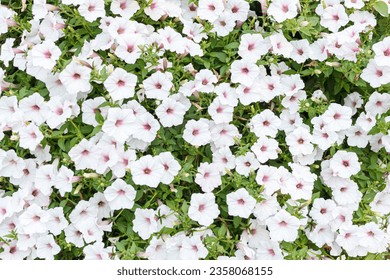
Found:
0,0 -> 390,260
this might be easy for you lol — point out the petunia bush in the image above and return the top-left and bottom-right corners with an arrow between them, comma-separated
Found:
0,0 -> 390,260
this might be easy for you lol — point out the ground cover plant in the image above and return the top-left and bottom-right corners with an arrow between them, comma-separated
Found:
0,0 -> 390,260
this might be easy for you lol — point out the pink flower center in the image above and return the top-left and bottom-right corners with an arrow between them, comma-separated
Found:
115,119 -> 123,127
120,1 -> 127,10
198,204 -> 205,212
33,215 -> 41,222
342,160 -> 349,167
241,67 -> 249,74
143,123 -> 151,131
189,4 -> 197,11
56,107 -> 64,115
117,80 -> 125,87
279,221 -> 288,227
237,198 -> 245,205
32,189 -> 39,197
73,73 -> 81,80
117,27 -> 125,34
208,4 -> 215,11
44,51 -> 52,59
143,168 -> 151,175
127,45 -> 134,52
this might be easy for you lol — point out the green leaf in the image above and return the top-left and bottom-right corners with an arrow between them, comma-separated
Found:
89,125 -> 102,137
58,138 -> 66,152
134,190 -> 143,202
181,201 -> 189,213
224,42 -> 239,49
117,220 -> 127,233
69,137 -> 79,150
233,216 -> 241,228
217,224 -> 227,237
95,111 -> 105,124
116,241 -> 126,251
209,52 -> 228,63
374,1 -> 389,17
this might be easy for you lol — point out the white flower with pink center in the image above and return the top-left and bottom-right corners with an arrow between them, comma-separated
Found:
188,193 -> 220,226
104,179 -> 136,210
329,150 -> 360,178
226,188 -> 256,218
266,209 -> 300,242
129,155 -> 164,188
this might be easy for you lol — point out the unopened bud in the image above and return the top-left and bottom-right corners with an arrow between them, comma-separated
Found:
10,134 -> 19,141
300,21 -> 309,27
83,172 -> 99,178
325,61 -> 341,67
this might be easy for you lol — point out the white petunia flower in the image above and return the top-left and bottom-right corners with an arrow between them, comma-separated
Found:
226,188 -> 256,218
188,193 -> 220,226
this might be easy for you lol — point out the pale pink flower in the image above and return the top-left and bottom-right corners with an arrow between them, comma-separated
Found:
129,155 -> 164,188
226,188 -> 256,218
188,193 -> 220,226
29,40 -> 61,70
104,179 -> 136,210
266,209 -> 300,242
